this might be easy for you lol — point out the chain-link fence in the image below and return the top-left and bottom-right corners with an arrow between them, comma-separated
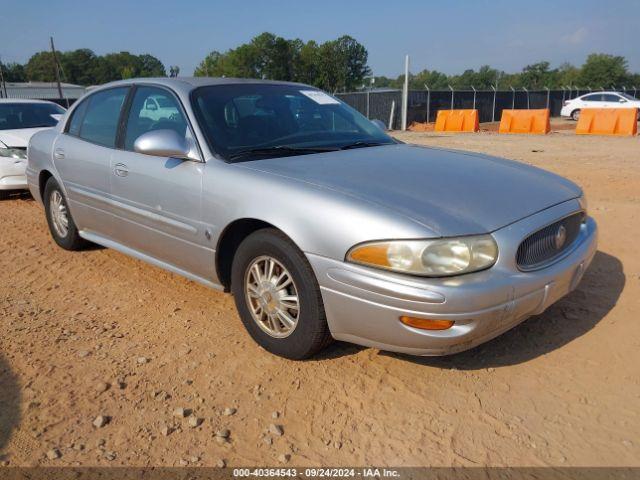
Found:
337,88 -> 640,129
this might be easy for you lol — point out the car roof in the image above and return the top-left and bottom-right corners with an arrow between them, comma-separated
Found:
92,77 -> 313,96
580,91 -> 622,96
0,98 -> 61,104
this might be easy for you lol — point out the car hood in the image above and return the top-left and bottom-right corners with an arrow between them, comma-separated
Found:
0,127 -> 52,148
240,144 -> 581,236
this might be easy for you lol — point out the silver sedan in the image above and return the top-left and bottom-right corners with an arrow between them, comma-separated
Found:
27,78 -> 597,359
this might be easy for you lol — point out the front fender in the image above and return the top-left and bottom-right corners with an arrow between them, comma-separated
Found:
201,161 -> 437,264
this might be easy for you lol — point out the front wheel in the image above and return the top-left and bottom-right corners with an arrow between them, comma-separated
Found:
231,229 -> 332,359
571,109 -> 581,121
44,178 -> 88,250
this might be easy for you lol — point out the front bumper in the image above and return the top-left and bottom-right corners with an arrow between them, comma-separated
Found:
0,173 -> 28,190
0,159 -> 28,191
309,200 -> 597,356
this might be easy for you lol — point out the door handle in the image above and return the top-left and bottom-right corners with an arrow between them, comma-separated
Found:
114,163 -> 129,177
54,148 -> 65,160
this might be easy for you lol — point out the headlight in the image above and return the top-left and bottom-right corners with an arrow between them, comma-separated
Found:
346,235 -> 498,277
0,148 -> 27,160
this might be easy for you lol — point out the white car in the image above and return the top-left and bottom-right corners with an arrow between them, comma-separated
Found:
0,99 -> 65,198
560,91 -> 640,121
139,94 -> 179,122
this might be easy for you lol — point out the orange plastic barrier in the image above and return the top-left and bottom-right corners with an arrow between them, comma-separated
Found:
575,108 -> 638,136
499,109 -> 550,134
434,109 -> 479,132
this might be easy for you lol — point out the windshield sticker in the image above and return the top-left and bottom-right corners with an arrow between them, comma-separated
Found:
300,90 -> 341,105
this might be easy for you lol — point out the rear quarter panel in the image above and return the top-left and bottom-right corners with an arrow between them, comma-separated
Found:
27,128 -> 60,205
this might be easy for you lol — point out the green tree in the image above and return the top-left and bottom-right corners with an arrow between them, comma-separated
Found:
138,54 -> 166,77
316,35 -> 370,92
25,51 -> 57,81
405,70 -> 449,89
61,49 -> 99,85
194,33 -> 370,92
578,53 -> 631,88
0,62 -> 27,82
557,62 -> 580,87
92,52 -> 166,83
519,61 -> 557,89
251,32 -> 295,80
292,40 -> 319,86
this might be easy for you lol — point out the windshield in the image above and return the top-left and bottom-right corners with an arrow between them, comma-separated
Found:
0,102 -> 65,130
191,84 -> 395,161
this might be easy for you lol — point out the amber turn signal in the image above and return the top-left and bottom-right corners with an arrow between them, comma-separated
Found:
399,316 -> 454,331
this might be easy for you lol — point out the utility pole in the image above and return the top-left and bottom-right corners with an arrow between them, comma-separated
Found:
50,37 -> 65,105
491,85 -> 497,123
401,55 -> 409,131
0,61 -> 6,98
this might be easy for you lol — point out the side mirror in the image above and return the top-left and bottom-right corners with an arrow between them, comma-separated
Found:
371,119 -> 387,131
133,129 -> 190,159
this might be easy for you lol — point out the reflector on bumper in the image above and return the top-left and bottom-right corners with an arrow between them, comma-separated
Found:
399,316 -> 454,331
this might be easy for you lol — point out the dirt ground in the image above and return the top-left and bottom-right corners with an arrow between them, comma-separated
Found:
1,128 -> 639,468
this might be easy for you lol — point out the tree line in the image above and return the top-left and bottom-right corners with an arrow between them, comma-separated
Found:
0,49 -> 176,85
193,33 -> 370,93
376,54 -> 640,91
2,34 -> 638,93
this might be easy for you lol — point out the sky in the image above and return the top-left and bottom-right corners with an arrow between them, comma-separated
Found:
2,0 -> 639,78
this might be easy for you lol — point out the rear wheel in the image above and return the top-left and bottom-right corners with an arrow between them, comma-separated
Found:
44,178 -> 88,250
231,229 -> 332,359
571,109 -> 581,121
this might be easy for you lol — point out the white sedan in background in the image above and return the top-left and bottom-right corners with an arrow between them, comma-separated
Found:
560,91 -> 640,120
0,99 -> 65,198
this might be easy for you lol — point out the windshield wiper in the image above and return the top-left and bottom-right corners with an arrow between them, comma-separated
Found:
339,141 -> 390,150
229,145 -> 338,161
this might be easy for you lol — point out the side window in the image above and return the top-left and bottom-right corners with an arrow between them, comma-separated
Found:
78,87 -> 128,148
603,94 -> 622,102
66,99 -> 89,136
582,94 -> 602,102
124,87 -> 188,151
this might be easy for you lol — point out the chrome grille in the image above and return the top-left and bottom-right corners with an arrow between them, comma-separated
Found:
516,212 -> 584,270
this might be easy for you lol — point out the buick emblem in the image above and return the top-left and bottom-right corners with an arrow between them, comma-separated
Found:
554,225 -> 567,250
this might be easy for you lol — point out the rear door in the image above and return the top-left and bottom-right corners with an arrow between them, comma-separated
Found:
580,93 -> 602,109
602,93 -> 623,108
54,87 -> 129,236
108,85 -> 211,279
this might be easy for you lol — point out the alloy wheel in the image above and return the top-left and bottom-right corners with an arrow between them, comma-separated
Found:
244,255 -> 300,338
50,190 -> 69,238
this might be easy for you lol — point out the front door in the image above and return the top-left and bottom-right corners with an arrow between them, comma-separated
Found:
108,85 -> 212,279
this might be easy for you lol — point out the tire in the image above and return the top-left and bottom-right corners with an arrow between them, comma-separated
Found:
0,190 -> 11,200
231,228 -> 332,359
43,177 -> 88,251
571,109 -> 581,121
